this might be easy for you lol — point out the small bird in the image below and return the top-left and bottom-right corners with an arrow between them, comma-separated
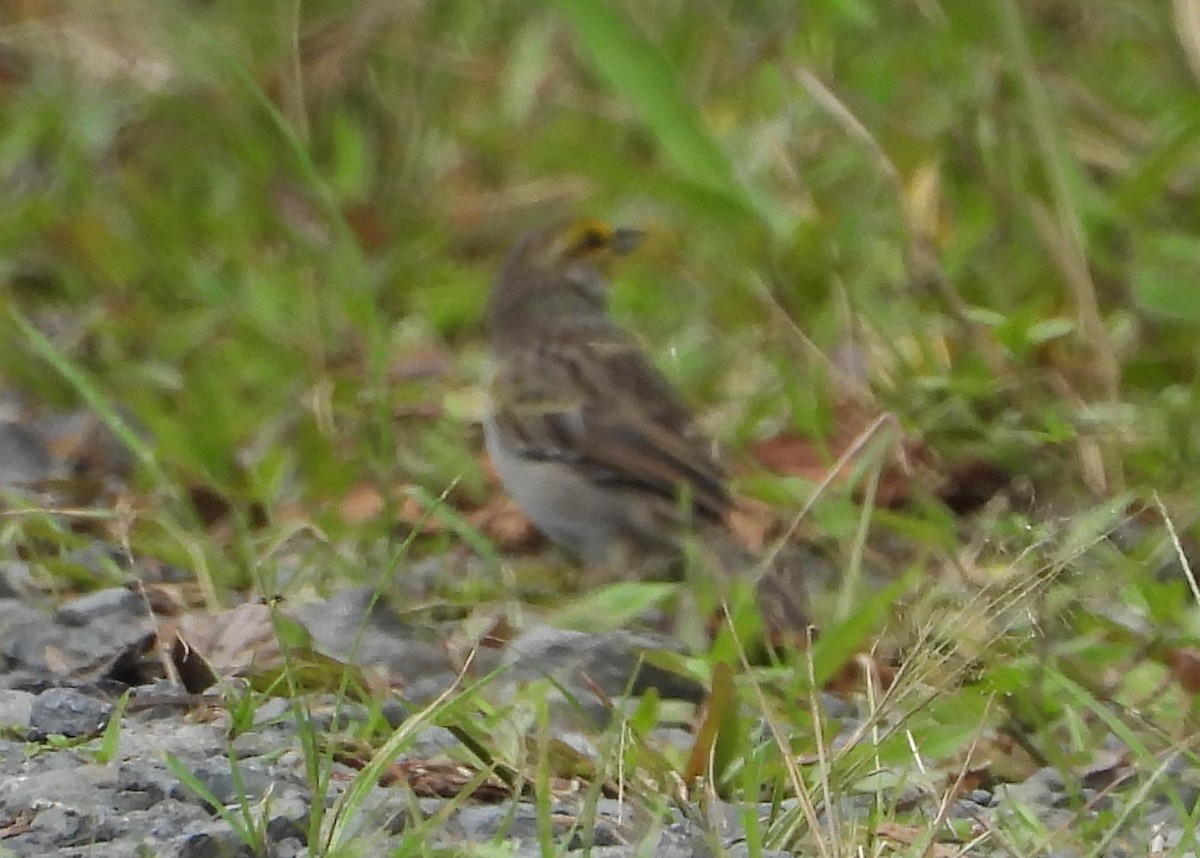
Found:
484,218 -> 812,636
484,218 -> 732,569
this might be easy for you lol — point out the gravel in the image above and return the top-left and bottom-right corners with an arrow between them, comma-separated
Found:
0,585 -> 1190,856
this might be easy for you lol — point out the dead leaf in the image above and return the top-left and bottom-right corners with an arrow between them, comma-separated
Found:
876,821 -> 963,855
936,458 -> 1012,515
478,613 -> 518,649
467,496 -> 541,553
390,346 -> 453,382
330,738 -> 515,801
342,202 -> 391,253
140,581 -> 207,616
187,485 -> 268,530
748,433 -> 829,481
176,602 -> 283,678
172,603 -> 374,698
750,422 -> 1009,514
725,499 -> 772,554
384,759 -> 513,801
1077,748 -> 1133,791
1164,646 -> 1200,693
83,629 -> 160,686
823,652 -> 898,695
340,481 -> 387,524
0,809 -> 35,840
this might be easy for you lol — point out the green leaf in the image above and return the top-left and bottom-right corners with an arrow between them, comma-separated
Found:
808,570 -> 915,688
547,581 -> 677,631
555,0 -> 755,217
91,690 -> 131,765
1025,317 -> 1076,345
683,660 -> 737,786
1132,232 -> 1200,324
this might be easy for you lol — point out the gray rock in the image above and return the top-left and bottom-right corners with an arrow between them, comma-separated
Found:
0,739 -> 27,776
274,838 -> 305,858
28,802 -> 122,848
995,766 -> 1068,811
55,587 -> 145,627
313,789 -> 412,848
125,798 -> 211,841
452,802 -> 545,846
406,725 -> 461,758
0,599 -> 61,673
174,822 -> 258,858
450,799 -> 645,852
289,587 -> 456,689
968,788 -> 995,807
118,720 -> 227,762
29,686 -> 114,738
306,698 -> 371,733
129,680 -> 195,722
252,696 -> 291,725
0,763 -> 160,853
171,759 -> 281,810
0,689 -> 35,730
116,760 -> 184,810
817,691 -> 858,720
381,697 -> 410,727
0,593 -> 152,679
1028,766 -> 1067,793
500,625 -> 704,724
0,421 -> 53,487
263,790 -> 310,844
229,731 -> 279,760
0,562 -> 38,600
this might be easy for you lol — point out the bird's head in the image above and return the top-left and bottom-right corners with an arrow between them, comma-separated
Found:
488,218 -> 644,342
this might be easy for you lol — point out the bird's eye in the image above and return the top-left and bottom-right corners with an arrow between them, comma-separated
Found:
565,220 -> 612,255
576,227 -> 608,251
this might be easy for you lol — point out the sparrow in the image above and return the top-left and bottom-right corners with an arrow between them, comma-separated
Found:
483,218 -> 811,635
484,218 -> 729,567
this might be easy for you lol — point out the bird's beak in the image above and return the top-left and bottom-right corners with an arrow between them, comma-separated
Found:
611,228 -> 644,255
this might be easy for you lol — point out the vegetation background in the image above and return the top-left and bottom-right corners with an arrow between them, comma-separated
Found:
2,0 -> 1200,853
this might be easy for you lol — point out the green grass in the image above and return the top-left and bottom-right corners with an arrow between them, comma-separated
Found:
3,0 -> 1200,854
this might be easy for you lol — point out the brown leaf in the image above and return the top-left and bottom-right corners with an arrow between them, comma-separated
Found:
823,653 -> 898,695
330,742 -> 515,802
339,481 -> 387,524
168,624 -> 220,694
383,760 -> 513,801
86,630 -> 161,686
187,485 -> 267,530
936,458 -> 1012,514
0,809 -> 35,840
342,203 -> 391,254
875,821 -> 963,855
140,581 -> 208,617
952,764 -> 992,796
1077,749 -> 1133,791
390,346 -> 453,382
724,499 -> 772,554
750,420 -> 1010,514
338,483 -> 451,534
1164,646 -> 1200,693
175,602 -> 283,678
478,613 -> 518,649
748,433 -> 829,480
467,496 -> 542,553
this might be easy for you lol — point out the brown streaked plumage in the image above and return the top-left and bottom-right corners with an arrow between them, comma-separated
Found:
484,218 -> 731,563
